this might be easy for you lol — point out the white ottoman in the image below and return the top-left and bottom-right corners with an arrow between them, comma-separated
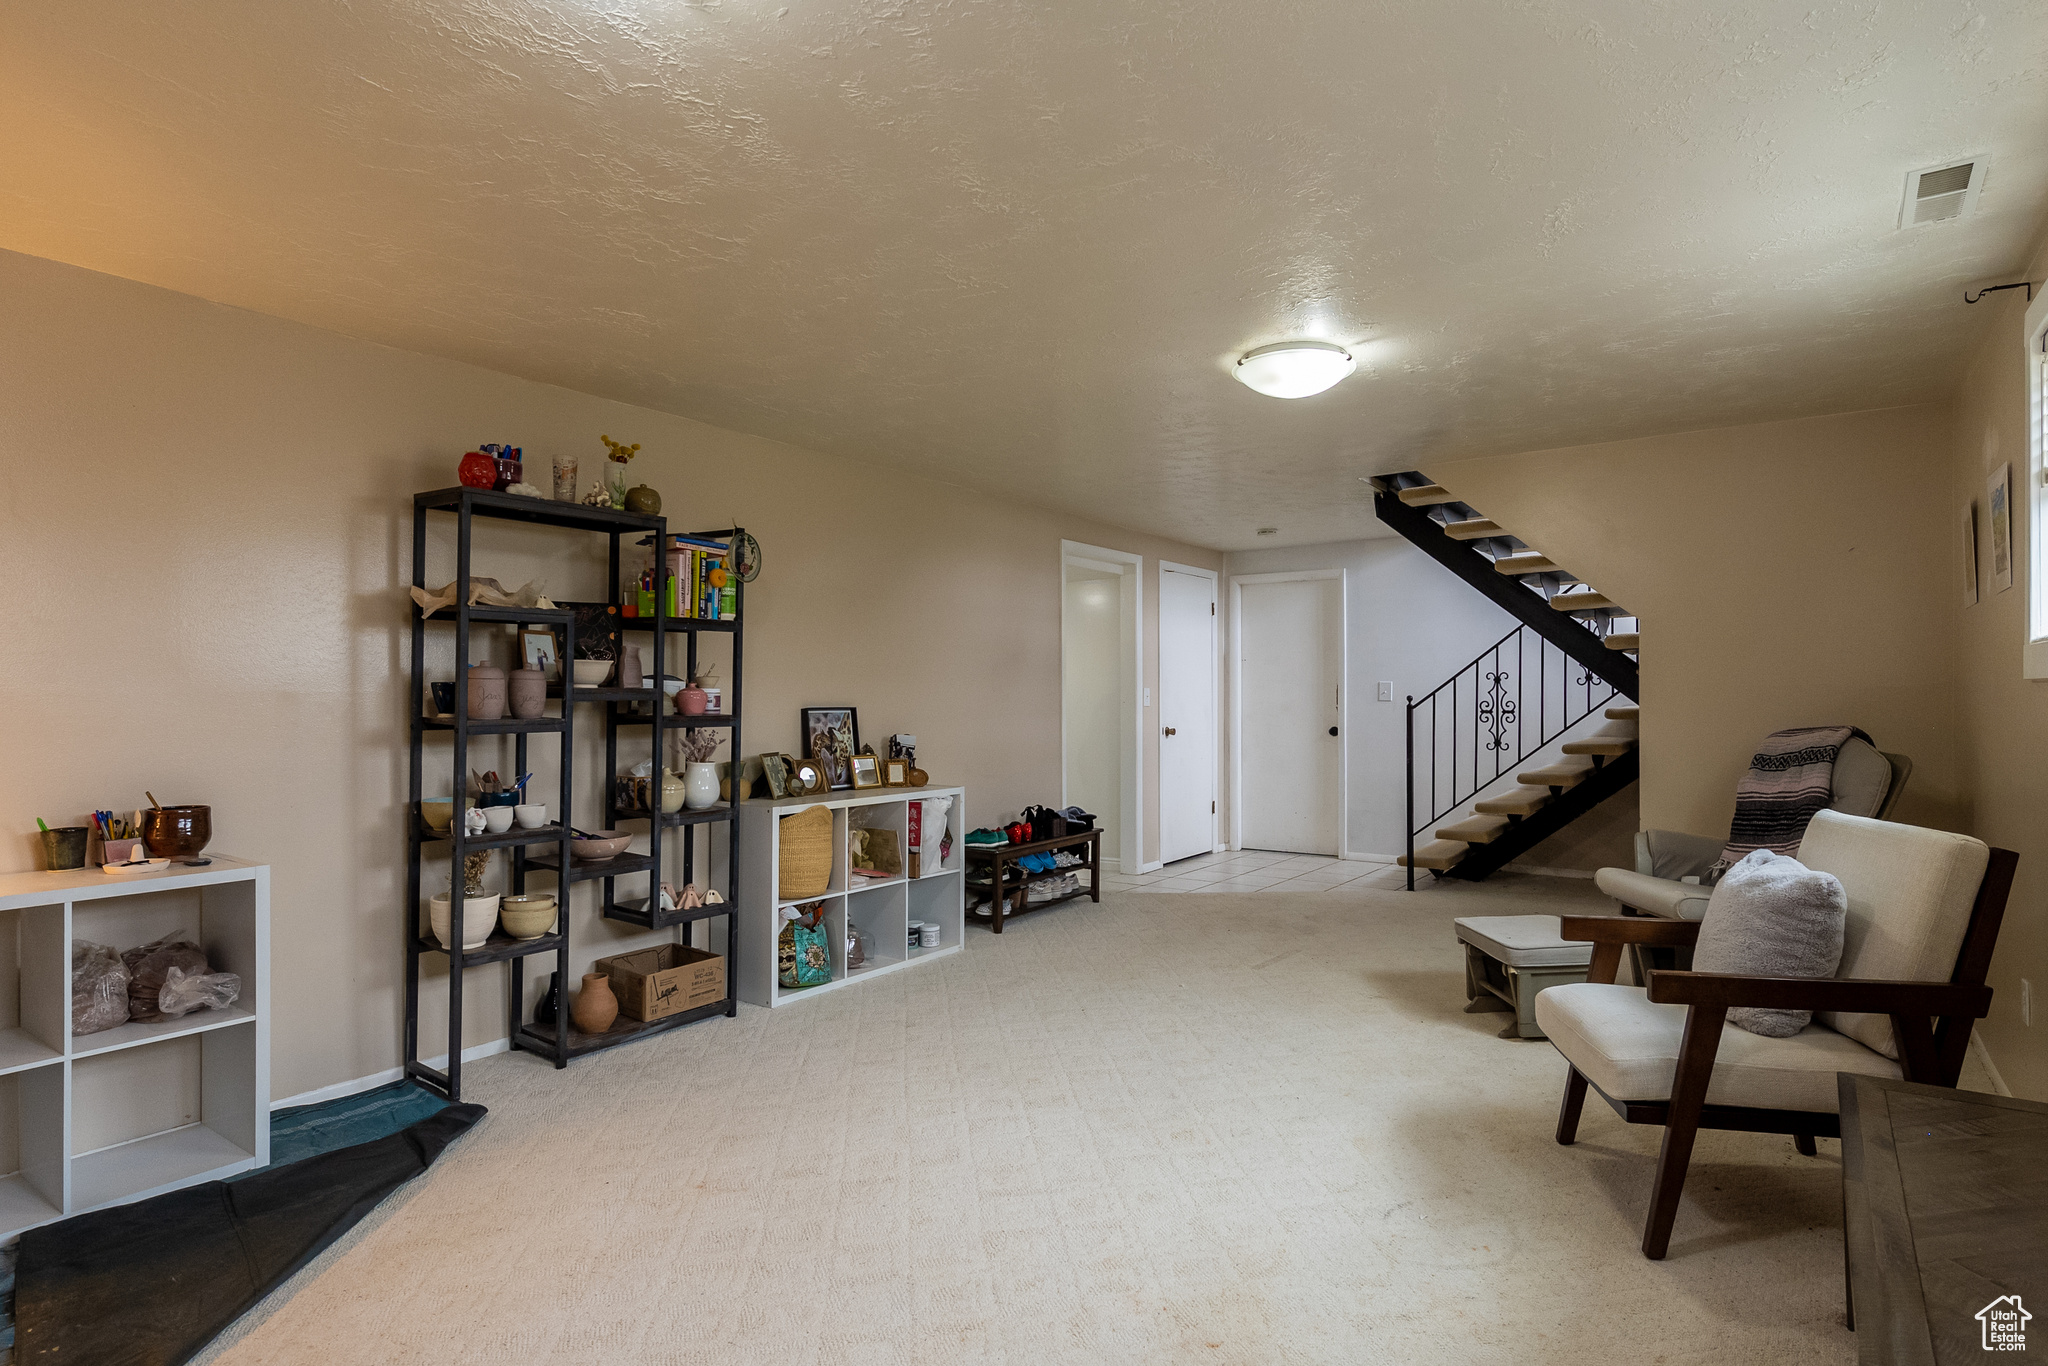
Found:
1453,915 -> 1595,1040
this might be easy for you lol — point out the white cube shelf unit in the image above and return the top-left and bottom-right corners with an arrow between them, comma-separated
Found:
0,856 -> 269,1240
738,788 -> 964,1007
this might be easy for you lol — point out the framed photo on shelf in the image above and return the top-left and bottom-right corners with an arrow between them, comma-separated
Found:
883,757 -> 910,787
800,707 -> 859,790
850,754 -> 884,789
519,627 -> 561,679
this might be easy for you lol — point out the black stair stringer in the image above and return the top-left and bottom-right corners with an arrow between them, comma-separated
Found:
1443,749 -> 1640,881
1374,488 -> 1639,702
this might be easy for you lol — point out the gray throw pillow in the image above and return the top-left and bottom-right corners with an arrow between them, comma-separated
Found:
1691,848 -> 1847,1037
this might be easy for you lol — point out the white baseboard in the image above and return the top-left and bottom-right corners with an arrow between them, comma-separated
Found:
271,1037 -> 509,1111
1138,859 -> 1164,873
1098,856 -> 1121,873
1502,863 -> 1598,879
1970,1029 -> 2012,1097
1346,851 -> 1401,862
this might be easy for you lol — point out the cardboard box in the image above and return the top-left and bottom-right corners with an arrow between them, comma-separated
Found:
596,944 -> 726,1021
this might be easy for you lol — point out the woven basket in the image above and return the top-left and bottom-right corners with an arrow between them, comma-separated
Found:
778,805 -> 834,899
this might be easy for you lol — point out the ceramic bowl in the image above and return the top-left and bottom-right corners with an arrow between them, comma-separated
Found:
571,830 -> 632,861
420,799 -> 454,834
513,803 -> 547,829
141,804 -> 211,859
429,893 -> 499,950
498,894 -> 558,940
572,659 -> 614,687
482,806 -> 516,834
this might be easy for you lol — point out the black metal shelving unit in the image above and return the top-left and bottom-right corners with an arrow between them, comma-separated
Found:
406,487 -> 746,1100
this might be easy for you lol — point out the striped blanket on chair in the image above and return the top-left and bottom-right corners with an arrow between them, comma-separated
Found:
1716,725 -> 1871,871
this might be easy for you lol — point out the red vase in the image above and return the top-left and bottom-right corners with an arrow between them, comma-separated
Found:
459,451 -> 496,489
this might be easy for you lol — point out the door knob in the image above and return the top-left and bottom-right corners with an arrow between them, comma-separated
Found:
1163,726 -> 1177,736
1328,727 -> 1339,736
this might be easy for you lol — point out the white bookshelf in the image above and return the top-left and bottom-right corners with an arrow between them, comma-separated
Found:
0,856 -> 269,1239
738,788 -> 964,1007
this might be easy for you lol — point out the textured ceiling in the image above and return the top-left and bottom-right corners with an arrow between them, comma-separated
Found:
3,1 -> 2046,549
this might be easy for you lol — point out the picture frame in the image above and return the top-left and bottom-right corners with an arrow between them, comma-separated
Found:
519,626 -> 561,679
788,756 -> 831,796
850,754 -> 884,789
1988,465 -> 2014,594
800,707 -> 859,790
1962,501 -> 1980,608
761,753 -> 791,800
883,757 -> 910,787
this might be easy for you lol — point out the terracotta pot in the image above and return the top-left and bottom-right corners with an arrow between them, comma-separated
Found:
572,971 -> 619,1034
141,805 -> 211,859
467,664 -> 507,720
458,450 -> 496,489
676,685 -> 708,715
508,666 -> 546,719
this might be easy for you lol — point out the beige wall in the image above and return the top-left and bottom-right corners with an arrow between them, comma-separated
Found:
1431,405 -> 1961,845
1949,245 -> 2048,1101
0,248 -> 1220,1100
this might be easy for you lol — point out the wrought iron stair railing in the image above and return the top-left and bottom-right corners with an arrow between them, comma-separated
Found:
1405,624 -> 1624,883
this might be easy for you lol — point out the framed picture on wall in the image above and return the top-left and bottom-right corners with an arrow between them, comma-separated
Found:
1989,464 -> 2014,594
1962,501 -> 1980,607
800,707 -> 860,790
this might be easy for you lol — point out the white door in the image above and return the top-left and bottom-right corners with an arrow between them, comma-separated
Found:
1159,566 -> 1216,863
1239,577 -> 1342,854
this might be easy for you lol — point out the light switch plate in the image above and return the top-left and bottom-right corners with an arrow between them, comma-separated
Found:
1143,687 -> 1152,707
1377,681 -> 1393,702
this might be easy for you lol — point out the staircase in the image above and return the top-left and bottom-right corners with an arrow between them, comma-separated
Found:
1375,473 -> 1641,884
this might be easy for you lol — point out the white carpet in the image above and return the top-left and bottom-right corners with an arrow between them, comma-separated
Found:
204,876 -> 1870,1365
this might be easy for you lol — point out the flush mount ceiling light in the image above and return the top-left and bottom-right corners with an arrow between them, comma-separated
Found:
1233,340 -> 1356,399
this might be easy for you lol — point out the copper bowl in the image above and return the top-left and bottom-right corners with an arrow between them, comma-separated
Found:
142,805 -> 212,859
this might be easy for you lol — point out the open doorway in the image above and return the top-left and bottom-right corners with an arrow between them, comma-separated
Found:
1061,542 -> 1142,873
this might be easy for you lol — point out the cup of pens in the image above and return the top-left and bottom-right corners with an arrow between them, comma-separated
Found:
93,811 -> 144,865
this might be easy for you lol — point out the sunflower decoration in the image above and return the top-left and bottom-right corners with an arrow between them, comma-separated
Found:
598,434 -> 640,508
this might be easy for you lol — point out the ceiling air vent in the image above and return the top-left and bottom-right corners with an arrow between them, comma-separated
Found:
1900,159 -> 1985,228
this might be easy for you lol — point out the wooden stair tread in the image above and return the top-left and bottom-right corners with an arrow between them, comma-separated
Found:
1473,786 -> 1553,817
1397,484 -> 1462,507
1605,705 -> 1640,721
1398,839 -> 1469,870
1561,721 -> 1637,756
1492,552 -> 1559,576
1605,632 -> 1640,651
1442,519 -> 1504,541
1550,591 -> 1621,614
1516,758 -> 1596,789
1435,814 -> 1510,844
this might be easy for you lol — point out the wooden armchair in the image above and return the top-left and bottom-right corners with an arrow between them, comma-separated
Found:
1536,811 -> 2016,1260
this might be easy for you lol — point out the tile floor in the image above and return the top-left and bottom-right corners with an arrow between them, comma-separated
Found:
1099,848 -> 1415,895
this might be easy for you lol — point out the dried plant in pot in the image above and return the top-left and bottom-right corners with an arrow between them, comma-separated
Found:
678,729 -> 726,810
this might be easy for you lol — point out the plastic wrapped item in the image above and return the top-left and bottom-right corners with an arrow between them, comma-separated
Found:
158,964 -> 242,1019
121,939 -> 212,1024
71,940 -> 131,1035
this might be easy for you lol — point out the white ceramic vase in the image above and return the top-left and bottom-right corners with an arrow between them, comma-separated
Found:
684,762 -> 720,810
